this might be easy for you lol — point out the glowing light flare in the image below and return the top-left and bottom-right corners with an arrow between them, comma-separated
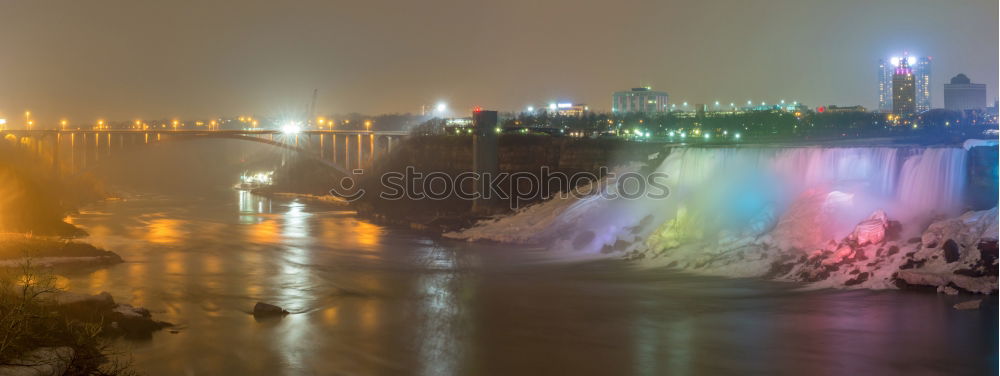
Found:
282,122 -> 302,134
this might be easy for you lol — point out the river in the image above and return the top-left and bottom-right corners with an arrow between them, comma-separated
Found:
60,190 -> 996,375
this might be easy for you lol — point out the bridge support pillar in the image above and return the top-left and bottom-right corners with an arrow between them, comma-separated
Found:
472,110 -> 500,215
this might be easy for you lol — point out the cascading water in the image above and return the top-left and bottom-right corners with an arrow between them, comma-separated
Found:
897,148 -> 967,216
449,145 -> 973,254
447,145 -> 997,291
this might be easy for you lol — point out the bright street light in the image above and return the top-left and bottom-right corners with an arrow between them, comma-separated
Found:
281,122 -> 302,134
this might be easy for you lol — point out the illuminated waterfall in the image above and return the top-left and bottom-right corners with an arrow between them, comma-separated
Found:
448,146 -> 973,255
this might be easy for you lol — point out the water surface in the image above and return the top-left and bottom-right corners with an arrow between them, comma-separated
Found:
63,191 -> 997,375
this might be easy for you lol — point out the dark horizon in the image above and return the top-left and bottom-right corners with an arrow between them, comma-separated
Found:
0,0 -> 997,125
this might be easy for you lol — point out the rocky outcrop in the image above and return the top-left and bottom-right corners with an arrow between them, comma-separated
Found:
772,207 -> 998,293
637,204 -> 998,294
51,291 -> 171,339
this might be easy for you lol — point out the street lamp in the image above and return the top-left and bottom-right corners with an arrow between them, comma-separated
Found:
281,121 -> 302,135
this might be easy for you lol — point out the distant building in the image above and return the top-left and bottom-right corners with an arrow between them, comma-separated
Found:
892,58 -> 916,116
943,74 -> 987,112
612,87 -> 669,114
913,57 -> 932,112
878,59 -> 892,112
551,102 -> 589,117
879,55 -> 931,113
825,105 -> 868,113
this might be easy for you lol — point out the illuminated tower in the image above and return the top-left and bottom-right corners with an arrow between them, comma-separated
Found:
879,54 -> 931,113
892,58 -> 916,116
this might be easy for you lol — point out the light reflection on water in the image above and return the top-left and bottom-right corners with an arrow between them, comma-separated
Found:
59,192 -> 997,376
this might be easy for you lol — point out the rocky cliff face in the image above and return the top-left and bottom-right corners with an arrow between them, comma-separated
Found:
352,135 -> 663,226
966,145 -> 998,209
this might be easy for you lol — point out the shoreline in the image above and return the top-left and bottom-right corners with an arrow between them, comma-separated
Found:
0,233 -> 124,269
0,233 -> 168,375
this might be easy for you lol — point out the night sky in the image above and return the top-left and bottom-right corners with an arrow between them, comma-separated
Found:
0,0 -> 996,125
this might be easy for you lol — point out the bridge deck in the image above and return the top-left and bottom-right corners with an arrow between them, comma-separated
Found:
2,129 -> 409,136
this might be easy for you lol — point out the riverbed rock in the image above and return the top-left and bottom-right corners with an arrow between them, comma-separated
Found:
936,285 -> 960,295
953,299 -> 983,310
0,347 -> 74,376
253,302 -> 288,318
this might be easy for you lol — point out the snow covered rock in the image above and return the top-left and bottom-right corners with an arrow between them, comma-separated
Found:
849,210 -> 890,246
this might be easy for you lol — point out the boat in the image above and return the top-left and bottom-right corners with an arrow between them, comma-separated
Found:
233,171 -> 274,191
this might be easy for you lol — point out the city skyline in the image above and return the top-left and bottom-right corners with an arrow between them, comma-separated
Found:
0,0 -> 997,125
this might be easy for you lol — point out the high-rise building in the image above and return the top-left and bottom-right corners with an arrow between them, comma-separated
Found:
943,74 -> 987,112
879,54 -> 931,113
913,56 -> 932,112
612,87 -> 669,114
878,59 -> 893,113
892,58 -> 916,116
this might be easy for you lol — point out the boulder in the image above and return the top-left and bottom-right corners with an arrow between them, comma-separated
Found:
936,285 -> 959,295
253,302 -> 288,318
953,299 -> 982,310
849,210 -> 889,246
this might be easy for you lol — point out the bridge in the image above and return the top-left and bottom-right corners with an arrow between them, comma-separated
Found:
1,129 -> 409,176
